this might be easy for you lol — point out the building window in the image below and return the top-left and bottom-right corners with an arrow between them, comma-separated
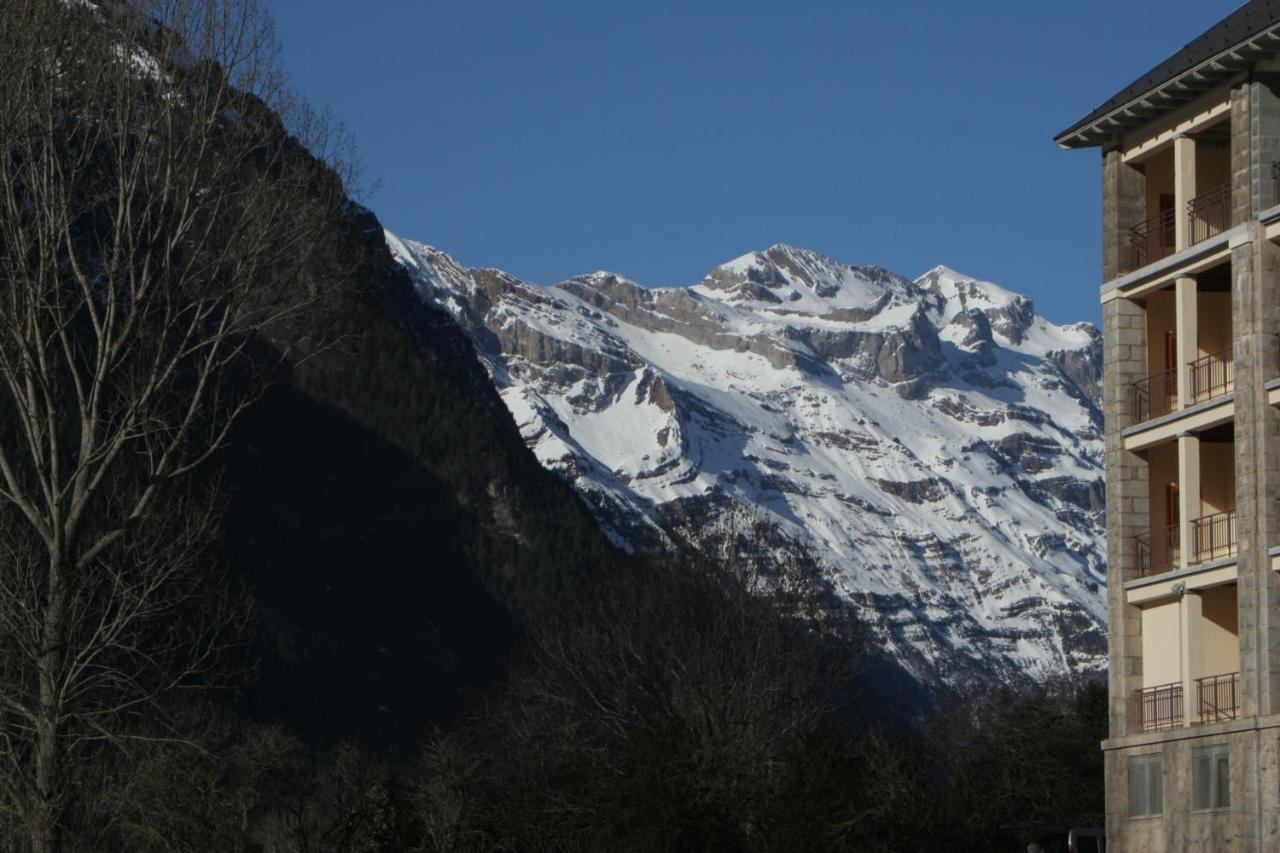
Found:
1192,744 -> 1230,812
1128,752 -> 1163,818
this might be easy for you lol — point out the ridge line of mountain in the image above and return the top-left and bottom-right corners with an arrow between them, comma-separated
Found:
387,232 -> 1107,688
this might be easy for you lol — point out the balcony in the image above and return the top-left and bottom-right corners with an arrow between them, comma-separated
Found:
1130,206 -> 1177,269
1135,523 -> 1180,578
1130,349 -> 1233,424
1190,510 -> 1236,565
1137,673 -> 1240,732
1138,682 -> 1184,731
1189,347 -> 1234,404
1187,182 -> 1232,246
1134,511 -> 1236,579
1131,366 -> 1178,423
1129,181 -> 1232,270
1196,671 -> 1240,724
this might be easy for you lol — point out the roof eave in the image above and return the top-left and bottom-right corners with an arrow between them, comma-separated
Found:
1055,23 -> 1280,150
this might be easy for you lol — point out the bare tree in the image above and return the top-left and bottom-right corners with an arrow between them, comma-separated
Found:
0,1 -> 350,849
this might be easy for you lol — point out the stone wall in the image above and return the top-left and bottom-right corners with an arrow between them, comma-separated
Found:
1104,148 -> 1147,281
1249,75 -> 1280,216
1231,226 -> 1280,727
1233,84 -> 1254,227
1104,295 -> 1149,737
1107,724 -> 1280,852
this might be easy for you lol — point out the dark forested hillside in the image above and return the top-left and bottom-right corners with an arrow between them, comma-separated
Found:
219,200 -> 621,747
0,4 -> 622,847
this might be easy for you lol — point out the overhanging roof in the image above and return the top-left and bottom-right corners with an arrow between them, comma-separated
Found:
1056,0 -> 1280,149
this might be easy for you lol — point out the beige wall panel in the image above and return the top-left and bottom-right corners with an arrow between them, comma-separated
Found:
1201,583 -> 1240,677
1197,139 -> 1231,193
1149,443 -> 1179,528
1143,600 -> 1183,687
1147,288 -> 1177,377
1197,290 -> 1233,357
1200,441 -> 1236,516
1146,147 -> 1175,232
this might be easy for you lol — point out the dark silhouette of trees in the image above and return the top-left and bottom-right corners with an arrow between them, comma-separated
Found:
395,515 -> 1107,853
402,512 -> 863,852
0,1 -> 349,848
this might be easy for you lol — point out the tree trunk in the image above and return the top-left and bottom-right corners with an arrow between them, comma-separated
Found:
31,555 -> 65,853
30,801 -> 58,853
31,714 -> 62,853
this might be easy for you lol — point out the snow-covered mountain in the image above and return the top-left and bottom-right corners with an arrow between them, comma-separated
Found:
387,236 -> 1106,687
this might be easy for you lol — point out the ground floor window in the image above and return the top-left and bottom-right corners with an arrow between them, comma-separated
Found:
1192,743 -> 1230,812
1128,752 -> 1163,818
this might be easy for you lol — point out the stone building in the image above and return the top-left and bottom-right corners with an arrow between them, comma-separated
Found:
1056,2 -> 1280,850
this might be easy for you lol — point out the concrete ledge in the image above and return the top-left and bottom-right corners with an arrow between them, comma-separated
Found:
1131,555 -> 1239,594
1121,392 -> 1234,442
1101,224 -> 1248,296
1102,713 -> 1280,752
1260,202 -> 1280,226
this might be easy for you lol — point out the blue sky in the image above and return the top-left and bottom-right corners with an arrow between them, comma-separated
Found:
272,1 -> 1240,326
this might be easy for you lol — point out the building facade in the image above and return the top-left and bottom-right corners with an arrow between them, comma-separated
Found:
1057,3 -> 1280,850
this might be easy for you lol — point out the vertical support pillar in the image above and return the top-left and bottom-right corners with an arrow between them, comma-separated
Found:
1234,81 -> 1256,226
1181,590 -> 1204,726
1174,134 -> 1197,251
1234,222 -> 1280,723
1176,275 -> 1198,408
1229,223 -> 1271,852
1249,75 -> 1280,216
1103,148 -> 1147,280
1105,296 -> 1150,737
1179,432 -> 1201,570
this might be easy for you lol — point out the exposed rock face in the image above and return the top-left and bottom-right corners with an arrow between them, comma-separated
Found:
389,235 -> 1107,688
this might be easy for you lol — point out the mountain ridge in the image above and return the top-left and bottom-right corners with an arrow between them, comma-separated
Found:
388,233 -> 1107,688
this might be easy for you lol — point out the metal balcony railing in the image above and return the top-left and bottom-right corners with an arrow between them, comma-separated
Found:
1196,672 -> 1240,724
1138,674 -> 1240,731
1189,347 -> 1234,404
1131,366 -> 1178,423
1135,523 -> 1180,578
1135,511 -> 1234,578
1190,510 -> 1237,565
1139,682 -> 1184,732
1188,182 -> 1233,247
1128,181 -> 1233,271
1130,206 -> 1177,269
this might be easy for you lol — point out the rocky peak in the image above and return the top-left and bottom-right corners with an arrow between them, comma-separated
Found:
390,231 -> 1107,689
699,244 -> 913,314
917,265 -> 1037,346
